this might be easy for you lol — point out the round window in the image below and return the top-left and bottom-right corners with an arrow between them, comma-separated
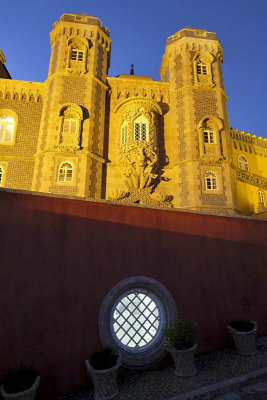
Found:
99,276 -> 177,368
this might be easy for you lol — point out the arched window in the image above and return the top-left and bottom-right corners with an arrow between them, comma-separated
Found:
121,121 -> 128,145
134,115 -> 148,141
58,104 -> 83,148
0,115 -> 15,143
258,191 -> 265,205
57,162 -> 73,182
205,172 -> 217,190
203,130 -> 215,143
197,60 -> 208,75
238,155 -> 249,171
0,166 -> 3,186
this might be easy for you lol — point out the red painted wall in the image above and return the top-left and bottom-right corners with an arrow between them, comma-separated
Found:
0,190 -> 267,398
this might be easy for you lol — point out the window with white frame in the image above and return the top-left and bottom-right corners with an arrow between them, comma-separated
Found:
121,122 -> 128,145
238,155 -> 249,171
205,171 -> 217,190
0,115 -> 15,143
70,48 -> 84,61
258,191 -> 265,205
134,116 -> 148,141
203,130 -> 215,143
0,166 -> 3,186
62,118 -> 78,134
197,60 -> 208,75
57,162 -> 73,182
99,276 -> 177,368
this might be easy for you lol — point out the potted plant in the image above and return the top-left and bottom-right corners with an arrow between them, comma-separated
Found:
163,319 -> 197,377
227,319 -> 258,355
85,347 -> 121,400
0,367 -> 40,400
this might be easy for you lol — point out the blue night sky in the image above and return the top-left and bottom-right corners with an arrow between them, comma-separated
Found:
1,0 -> 267,138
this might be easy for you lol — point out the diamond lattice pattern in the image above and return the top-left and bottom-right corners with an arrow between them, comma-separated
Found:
112,292 -> 160,349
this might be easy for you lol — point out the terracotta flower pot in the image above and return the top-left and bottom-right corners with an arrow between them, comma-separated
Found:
168,344 -> 197,377
85,354 -> 121,400
0,376 -> 40,400
227,321 -> 257,355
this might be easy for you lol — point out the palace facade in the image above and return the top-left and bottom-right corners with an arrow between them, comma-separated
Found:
0,13 -> 266,217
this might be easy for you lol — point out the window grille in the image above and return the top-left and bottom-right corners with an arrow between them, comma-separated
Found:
197,60 -> 208,75
0,116 -> 15,143
205,172 -> 217,190
238,155 -> 249,171
134,122 -> 147,141
58,162 -> 73,182
71,49 -> 84,61
203,130 -> 214,143
62,119 -> 78,134
112,292 -> 160,350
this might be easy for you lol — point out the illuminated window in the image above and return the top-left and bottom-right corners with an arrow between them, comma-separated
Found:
0,115 -> 15,143
121,122 -> 128,144
0,167 -> 3,186
197,60 -> 208,75
57,162 -> 73,182
258,191 -> 265,205
62,119 -> 78,134
205,172 -> 217,190
203,130 -> 214,143
238,155 -> 249,171
71,49 -> 84,61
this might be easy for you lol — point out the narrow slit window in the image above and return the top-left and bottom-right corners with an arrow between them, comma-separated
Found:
121,124 -> 128,145
0,167 -> 3,186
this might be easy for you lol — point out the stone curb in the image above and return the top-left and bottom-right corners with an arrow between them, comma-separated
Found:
167,367 -> 267,399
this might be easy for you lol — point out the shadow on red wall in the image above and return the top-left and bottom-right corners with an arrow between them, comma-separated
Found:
0,190 -> 266,398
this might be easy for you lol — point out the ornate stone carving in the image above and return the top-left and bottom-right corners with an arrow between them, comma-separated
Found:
236,169 -> 267,190
119,142 -> 158,189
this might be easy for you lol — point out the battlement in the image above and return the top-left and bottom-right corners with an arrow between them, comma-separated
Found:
53,13 -> 110,37
167,27 -> 218,46
230,128 -> 267,149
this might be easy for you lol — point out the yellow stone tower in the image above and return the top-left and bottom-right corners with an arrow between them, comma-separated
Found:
31,14 -> 111,198
159,28 -> 237,213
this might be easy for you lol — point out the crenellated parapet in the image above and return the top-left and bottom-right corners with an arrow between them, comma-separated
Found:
230,128 -> 267,149
0,79 -> 45,102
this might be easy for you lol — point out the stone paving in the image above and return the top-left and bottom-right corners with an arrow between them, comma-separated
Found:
54,337 -> 267,400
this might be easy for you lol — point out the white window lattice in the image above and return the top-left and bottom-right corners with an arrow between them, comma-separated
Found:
203,130 -> 214,143
205,172 -> 217,190
58,162 -> 73,182
71,49 -> 84,61
134,123 -> 147,141
197,60 -> 208,75
112,292 -> 160,350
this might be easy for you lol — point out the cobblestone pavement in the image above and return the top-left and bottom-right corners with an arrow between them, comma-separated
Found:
54,337 -> 267,400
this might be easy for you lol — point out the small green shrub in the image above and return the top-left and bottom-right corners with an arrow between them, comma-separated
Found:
2,367 -> 37,394
89,348 -> 118,370
163,320 -> 197,350
228,319 -> 255,332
